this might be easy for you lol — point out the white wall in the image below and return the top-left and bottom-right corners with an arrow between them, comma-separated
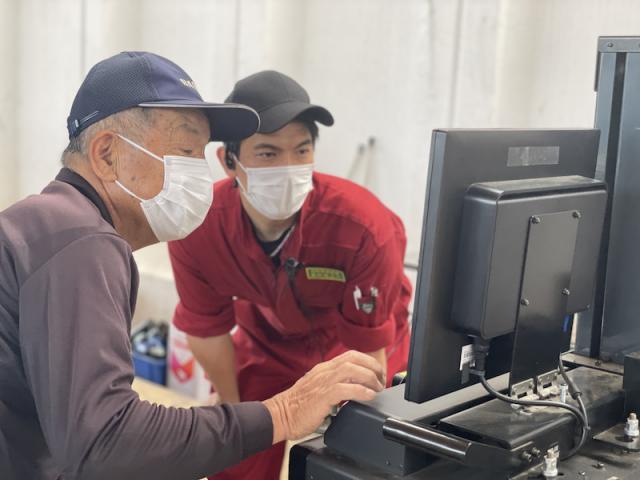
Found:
2,0 -> 640,323
0,0 -> 18,211
491,0 -> 640,129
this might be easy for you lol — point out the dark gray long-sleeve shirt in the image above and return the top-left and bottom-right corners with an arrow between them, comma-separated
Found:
0,170 -> 273,480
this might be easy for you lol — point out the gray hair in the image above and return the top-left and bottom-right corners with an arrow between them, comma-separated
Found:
61,107 -> 156,166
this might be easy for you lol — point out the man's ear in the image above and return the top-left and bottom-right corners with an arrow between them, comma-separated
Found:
217,146 -> 237,179
88,131 -> 119,182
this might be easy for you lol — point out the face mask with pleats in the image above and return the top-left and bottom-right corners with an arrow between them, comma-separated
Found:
116,134 -> 214,241
235,158 -> 314,220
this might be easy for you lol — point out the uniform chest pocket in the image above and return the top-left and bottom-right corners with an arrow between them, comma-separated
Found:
293,266 -> 346,308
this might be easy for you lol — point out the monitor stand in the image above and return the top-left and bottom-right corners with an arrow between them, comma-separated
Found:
509,209 -> 579,395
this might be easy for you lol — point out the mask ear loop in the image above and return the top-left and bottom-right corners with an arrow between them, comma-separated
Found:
114,134 -> 164,202
232,154 -> 250,193
233,155 -> 247,173
117,134 -> 163,162
115,180 -> 145,202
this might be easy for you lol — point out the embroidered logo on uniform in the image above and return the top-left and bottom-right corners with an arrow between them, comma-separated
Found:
361,301 -> 375,314
353,286 -> 379,314
305,267 -> 346,283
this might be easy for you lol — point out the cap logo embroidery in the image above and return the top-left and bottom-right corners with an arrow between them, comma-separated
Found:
179,78 -> 198,90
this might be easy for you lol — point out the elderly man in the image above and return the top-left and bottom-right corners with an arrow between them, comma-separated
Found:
0,52 -> 384,480
169,70 -> 412,479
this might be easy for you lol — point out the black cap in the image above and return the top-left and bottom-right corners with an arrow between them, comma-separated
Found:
67,51 -> 259,142
225,70 -> 334,134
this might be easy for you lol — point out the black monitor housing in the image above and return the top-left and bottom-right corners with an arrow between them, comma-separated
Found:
452,175 -> 606,392
405,129 -> 603,403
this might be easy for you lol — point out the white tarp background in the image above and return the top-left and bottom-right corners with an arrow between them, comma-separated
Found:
1,0 -> 639,288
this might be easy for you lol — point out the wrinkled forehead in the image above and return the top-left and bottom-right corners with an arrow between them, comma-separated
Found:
144,108 -> 210,147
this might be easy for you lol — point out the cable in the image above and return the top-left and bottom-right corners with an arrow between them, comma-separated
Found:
558,356 -> 590,458
564,396 -> 589,459
476,374 -> 588,459
476,375 -> 587,430
471,341 -> 590,460
558,356 -> 582,400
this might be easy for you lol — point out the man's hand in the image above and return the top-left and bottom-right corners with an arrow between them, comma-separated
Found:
262,350 -> 384,444
366,347 -> 388,386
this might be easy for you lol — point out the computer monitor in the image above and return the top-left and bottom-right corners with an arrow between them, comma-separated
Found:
405,129 -> 603,404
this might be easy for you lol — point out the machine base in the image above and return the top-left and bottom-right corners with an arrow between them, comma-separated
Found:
291,367 -> 628,479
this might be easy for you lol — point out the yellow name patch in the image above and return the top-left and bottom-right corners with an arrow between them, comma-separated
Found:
305,267 -> 346,283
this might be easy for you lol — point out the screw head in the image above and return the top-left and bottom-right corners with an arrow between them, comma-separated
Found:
531,216 -> 541,224
573,211 -> 582,219
608,42 -> 614,47
520,298 -> 530,306
562,288 -> 571,296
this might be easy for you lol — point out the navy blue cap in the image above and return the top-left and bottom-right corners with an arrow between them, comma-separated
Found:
67,51 -> 259,142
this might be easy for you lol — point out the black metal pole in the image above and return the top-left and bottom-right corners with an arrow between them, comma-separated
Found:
382,417 -> 469,462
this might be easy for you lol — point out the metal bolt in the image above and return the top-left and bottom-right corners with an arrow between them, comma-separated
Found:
608,42 -> 614,47
562,288 -> 571,296
520,451 -> 533,462
531,216 -> 541,224
560,383 -> 568,403
531,447 -> 541,457
520,298 -> 530,306
578,472 -> 586,477
625,413 -> 639,438
543,448 -> 559,478
573,211 -> 582,219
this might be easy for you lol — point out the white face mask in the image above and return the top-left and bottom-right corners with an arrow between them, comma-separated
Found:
235,159 -> 314,220
115,134 -> 214,241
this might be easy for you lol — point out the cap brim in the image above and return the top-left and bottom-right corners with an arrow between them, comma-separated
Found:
138,100 -> 260,142
258,101 -> 334,134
